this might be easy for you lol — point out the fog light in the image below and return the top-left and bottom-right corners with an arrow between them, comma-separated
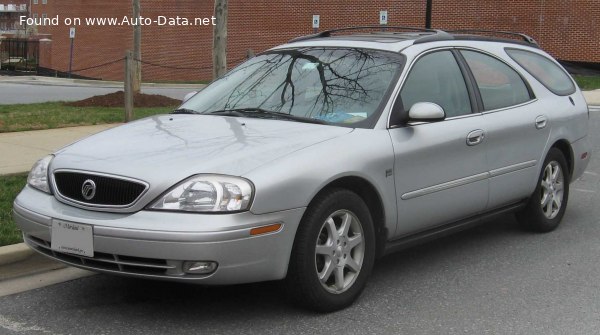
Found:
183,261 -> 218,274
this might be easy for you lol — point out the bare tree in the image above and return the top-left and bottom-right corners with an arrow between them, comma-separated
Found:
213,0 -> 228,79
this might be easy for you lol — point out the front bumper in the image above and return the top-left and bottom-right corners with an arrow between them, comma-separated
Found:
13,186 -> 305,285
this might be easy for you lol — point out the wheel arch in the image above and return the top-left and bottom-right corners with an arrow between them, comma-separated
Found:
309,176 -> 388,258
550,139 -> 574,179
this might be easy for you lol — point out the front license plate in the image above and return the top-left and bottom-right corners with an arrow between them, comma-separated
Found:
51,220 -> 94,257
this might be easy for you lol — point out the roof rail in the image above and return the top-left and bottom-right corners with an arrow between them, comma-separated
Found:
288,26 -> 441,43
287,26 -> 539,48
446,29 -> 538,46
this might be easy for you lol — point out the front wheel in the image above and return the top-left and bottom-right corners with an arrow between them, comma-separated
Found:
517,148 -> 570,232
285,188 -> 376,312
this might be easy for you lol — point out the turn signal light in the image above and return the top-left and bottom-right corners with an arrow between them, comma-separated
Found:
250,223 -> 282,236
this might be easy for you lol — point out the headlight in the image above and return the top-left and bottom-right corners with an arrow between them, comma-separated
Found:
27,155 -> 53,194
149,175 -> 253,213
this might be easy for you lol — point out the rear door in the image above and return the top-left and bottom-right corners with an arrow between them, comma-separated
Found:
458,49 -> 547,209
388,49 -> 489,238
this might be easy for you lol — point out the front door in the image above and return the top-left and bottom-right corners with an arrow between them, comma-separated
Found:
388,50 -> 489,237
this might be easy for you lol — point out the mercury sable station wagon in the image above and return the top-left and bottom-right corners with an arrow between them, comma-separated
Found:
14,27 -> 590,312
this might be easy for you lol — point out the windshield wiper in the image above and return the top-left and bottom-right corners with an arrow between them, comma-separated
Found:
171,108 -> 199,114
207,110 -> 246,117
207,108 -> 328,125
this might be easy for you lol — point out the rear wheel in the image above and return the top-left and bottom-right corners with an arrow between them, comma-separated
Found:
517,148 -> 570,232
285,188 -> 375,312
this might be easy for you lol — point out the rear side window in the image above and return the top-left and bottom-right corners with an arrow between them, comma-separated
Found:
506,48 -> 576,96
461,50 -> 532,111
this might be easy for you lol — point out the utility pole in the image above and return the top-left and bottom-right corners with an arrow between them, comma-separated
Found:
132,0 -> 141,94
425,0 -> 433,29
124,50 -> 134,122
213,0 -> 228,79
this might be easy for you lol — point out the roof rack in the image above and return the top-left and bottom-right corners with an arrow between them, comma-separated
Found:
288,26 -> 443,43
446,29 -> 538,46
288,26 -> 539,48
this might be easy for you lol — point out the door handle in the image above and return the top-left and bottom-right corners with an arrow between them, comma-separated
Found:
466,129 -> 485,146
535,115 -> 548,129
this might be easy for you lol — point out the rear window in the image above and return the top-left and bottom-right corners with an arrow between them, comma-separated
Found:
506,48 -> 576,96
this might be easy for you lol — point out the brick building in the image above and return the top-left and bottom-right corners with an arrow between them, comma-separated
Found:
22,0 -> 600,81
0,1 -> 27,34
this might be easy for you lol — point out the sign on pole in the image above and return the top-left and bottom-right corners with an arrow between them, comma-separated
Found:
68,27 -> 75,78
380,11 -> 388,25
312,15 -> 320,29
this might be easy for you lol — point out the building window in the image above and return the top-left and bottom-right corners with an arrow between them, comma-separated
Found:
42,13 -> 47,19
42,0 -> 47,4
33,0 -> 38,4
33,13 -> 38,19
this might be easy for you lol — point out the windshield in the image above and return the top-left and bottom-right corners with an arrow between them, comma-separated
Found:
180,48 -> 404,128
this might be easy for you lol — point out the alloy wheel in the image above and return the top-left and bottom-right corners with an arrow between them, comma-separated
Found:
540,161 -> 564,220
315,209 -> 365,294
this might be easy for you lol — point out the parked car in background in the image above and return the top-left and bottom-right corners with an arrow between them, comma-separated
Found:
14,27 -> 590,312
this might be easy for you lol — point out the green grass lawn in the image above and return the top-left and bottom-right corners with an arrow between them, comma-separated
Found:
0,102 -> 175,133
0,174 -> 27,246
573,75 -> 600,91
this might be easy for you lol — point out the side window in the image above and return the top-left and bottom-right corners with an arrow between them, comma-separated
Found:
401,51 -> 472,118
461,50 -> 532,111
506,48 -> 576,96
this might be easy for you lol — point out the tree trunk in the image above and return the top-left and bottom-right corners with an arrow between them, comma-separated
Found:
213,0 -> 228,79
132,0 -> 142,94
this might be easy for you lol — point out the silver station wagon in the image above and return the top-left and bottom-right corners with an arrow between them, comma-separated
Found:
14,27 -> 590,312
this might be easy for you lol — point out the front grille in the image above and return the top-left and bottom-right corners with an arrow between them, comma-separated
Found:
24,234 -> 175,277
53,171 -> 147,207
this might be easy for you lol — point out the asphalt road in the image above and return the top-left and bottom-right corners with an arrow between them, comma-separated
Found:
0,82 -> 198,104
0,111 -> 598,335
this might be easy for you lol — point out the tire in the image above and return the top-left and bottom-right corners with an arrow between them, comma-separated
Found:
517,148 -> 570,232
285,188 -> 376,312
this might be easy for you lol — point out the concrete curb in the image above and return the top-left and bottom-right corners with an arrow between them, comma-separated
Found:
0,242 -> 75,293
0,243 -> 34,266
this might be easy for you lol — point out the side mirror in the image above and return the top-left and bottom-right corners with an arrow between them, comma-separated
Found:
182,91 -> 198,103
408,102 -> 446,122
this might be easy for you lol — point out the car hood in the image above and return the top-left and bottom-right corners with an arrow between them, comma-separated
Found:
52,114 -> 352,184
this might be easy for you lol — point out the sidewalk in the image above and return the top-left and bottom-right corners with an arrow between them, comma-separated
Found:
583,89 -> 600,106
0,124 -> 119,175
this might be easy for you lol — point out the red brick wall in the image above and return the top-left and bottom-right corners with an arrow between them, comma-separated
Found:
30,0 -> 130,79
432,0 -> 600,65
30,0 -> 599,82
